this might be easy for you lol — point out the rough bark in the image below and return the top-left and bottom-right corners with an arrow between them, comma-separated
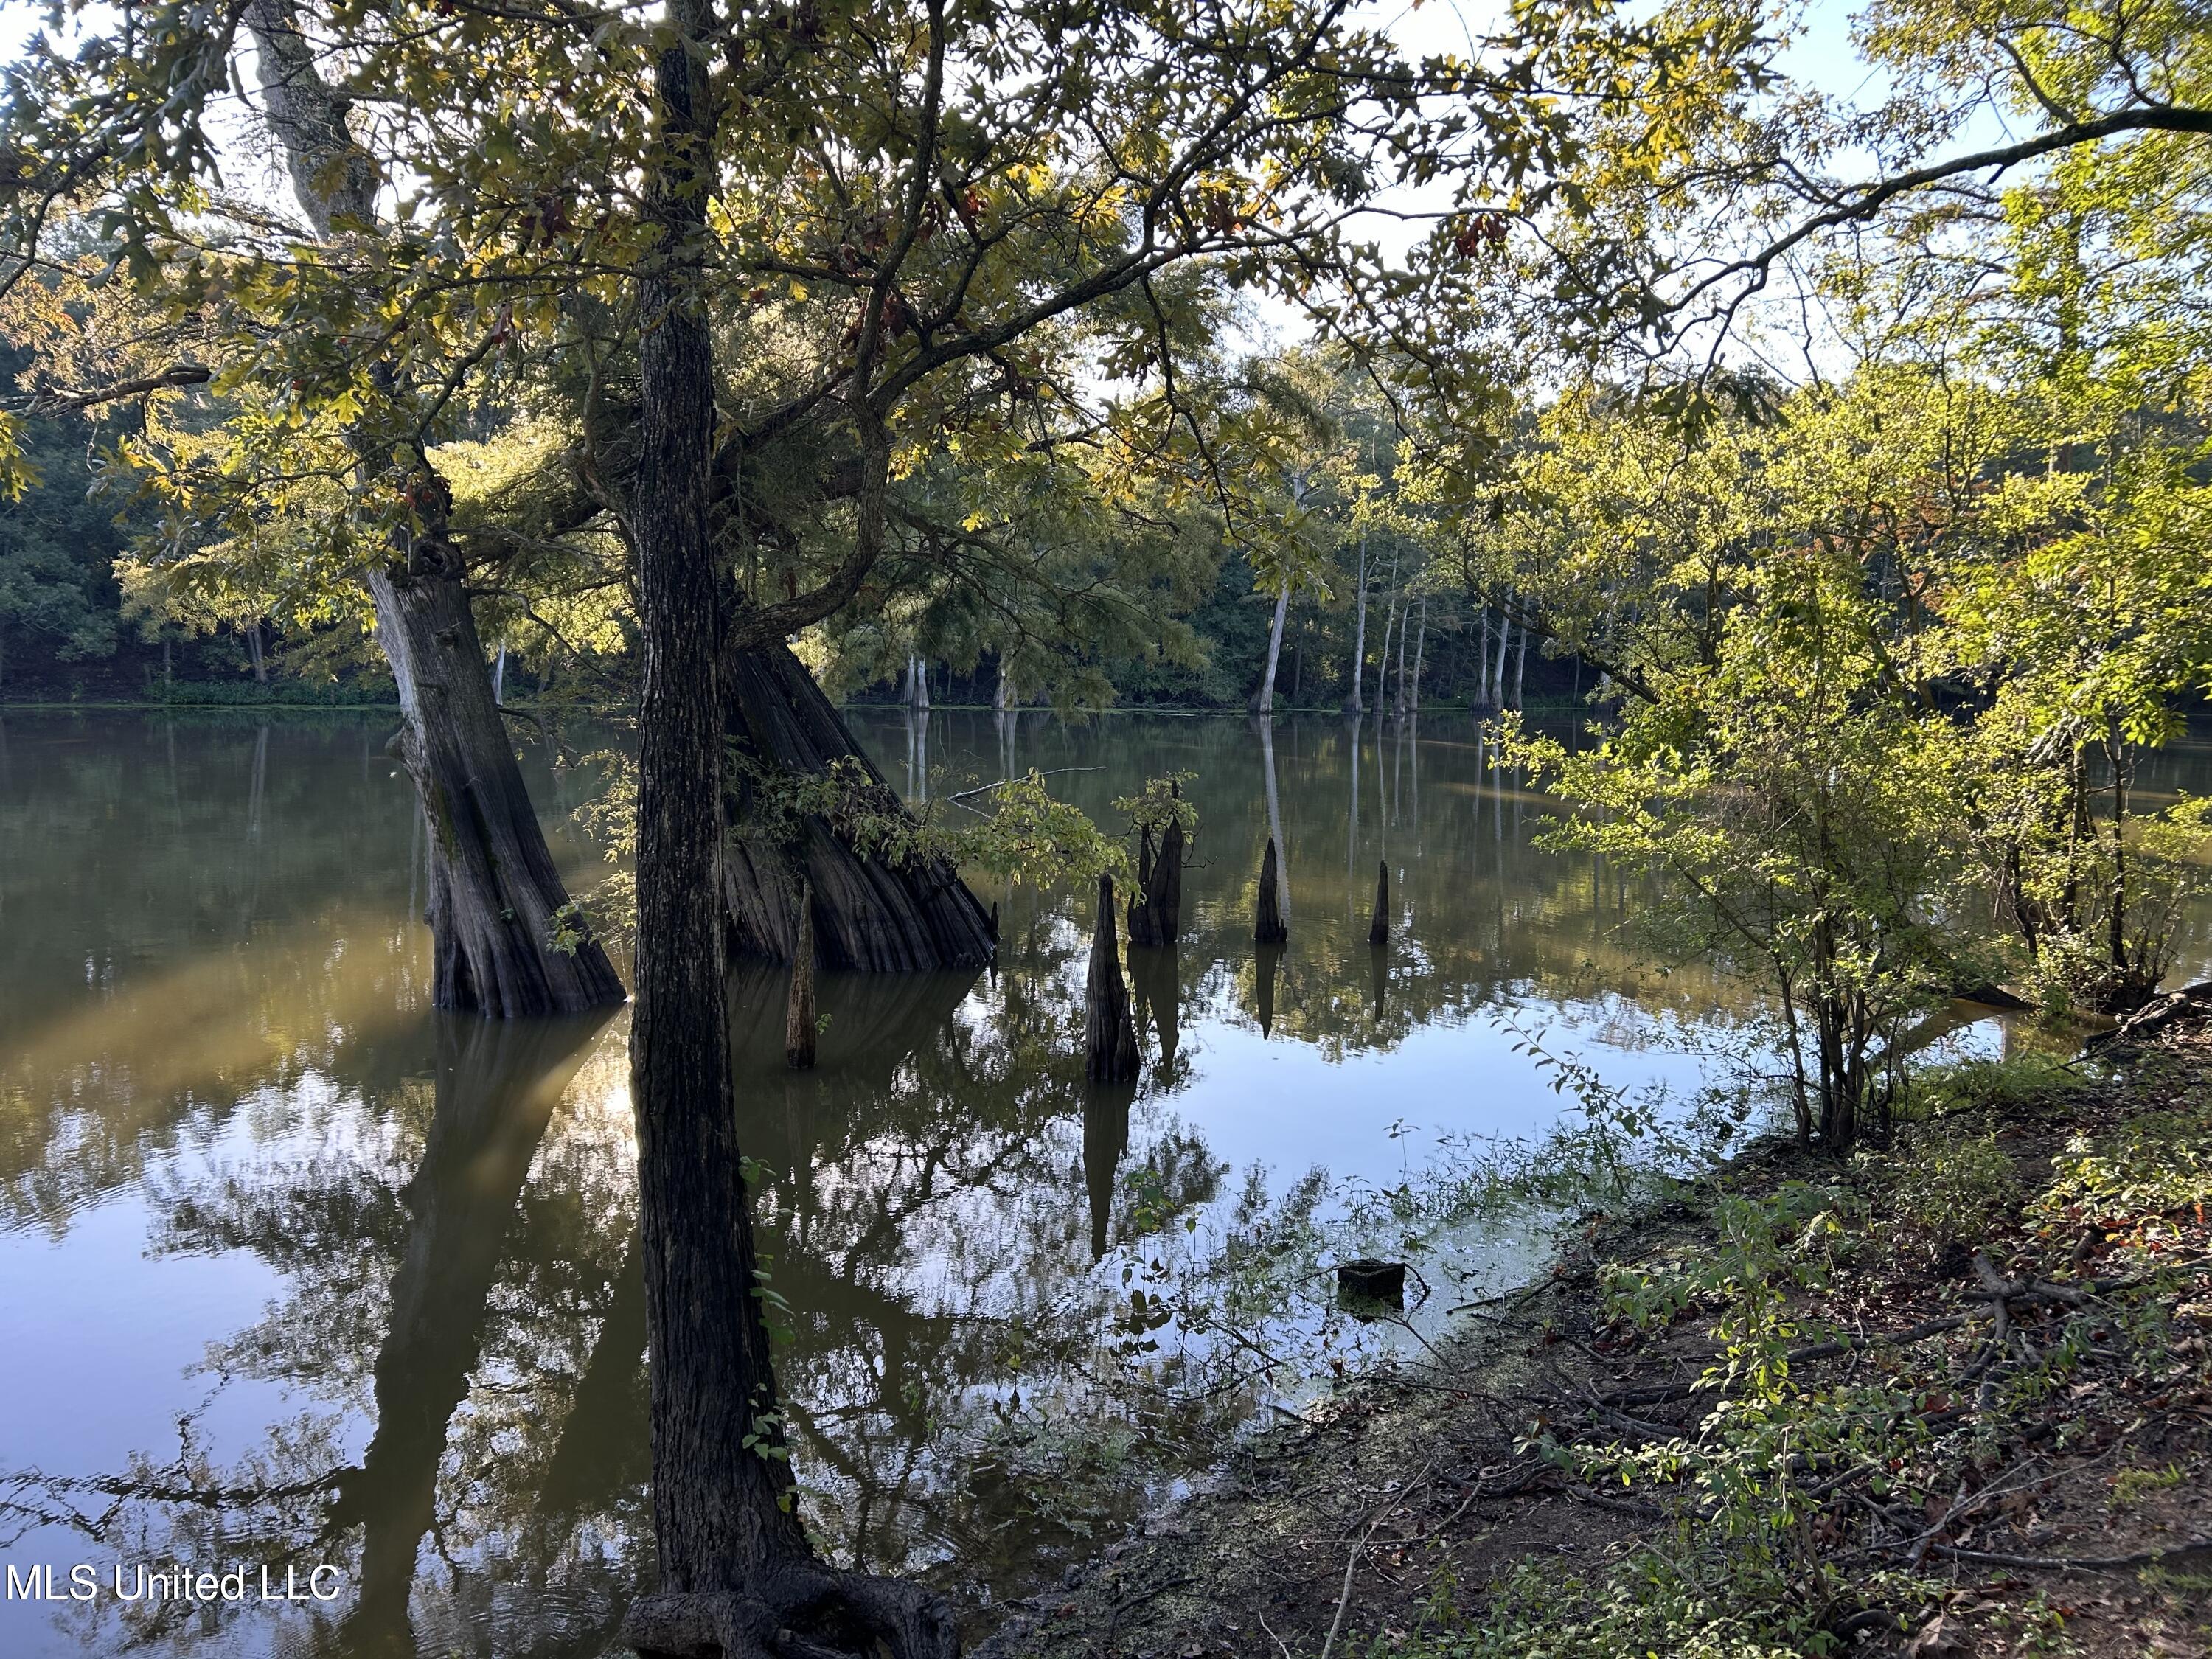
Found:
1368,860 -> 1389,945
785,880 -> 817,1069
1085,874 -> 1141,1082
247,0 -> 622,1018
1255,835 -> 1288,945
720,636 -> 995,971
624,11 -> 953,1655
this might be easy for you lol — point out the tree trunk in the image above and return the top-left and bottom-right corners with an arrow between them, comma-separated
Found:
1474,605 -> 1489,709
992,655 -> 1012,713
720,637 -> 996,970
247,0 -> 621,1020
1368,860 -> 1389,945
1512,616 -> 1527,710
246,618 -> 267,682
785,880 -> 817,1069
1085,874 -> 1141,1082
622,10 -> 954,1652
1374,591 -> 1397,717
1343,538 -> 1367,713
1252,577 -> 1290,714
373,560 -> 627,1015
1255,835 -> 1288,944
1393,587 -> 1412,717
1408,596 -> 1426,713
1489,613 -> 1512,710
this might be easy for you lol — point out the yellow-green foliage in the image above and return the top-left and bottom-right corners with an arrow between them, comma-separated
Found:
2034,1105 -> 2212,1236
1863,1131 -> 2022,1261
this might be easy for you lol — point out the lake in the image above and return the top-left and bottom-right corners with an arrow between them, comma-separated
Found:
2,709 -> 2206,1658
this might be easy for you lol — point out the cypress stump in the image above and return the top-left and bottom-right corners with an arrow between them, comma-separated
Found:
1085,874 -> 1141,1082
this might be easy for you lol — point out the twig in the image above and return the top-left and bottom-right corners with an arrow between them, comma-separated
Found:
1927,1537 -> 2212,1573
944,765 -> 1105,803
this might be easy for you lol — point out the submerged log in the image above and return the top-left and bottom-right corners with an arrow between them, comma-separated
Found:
721,637 -> 995,971
785,881 -> 817,1070
1368,860 -> 1390,945
1254,835 -> 1288,945
1085,875 -> 1141,1082
1256,942 -> 1281,1037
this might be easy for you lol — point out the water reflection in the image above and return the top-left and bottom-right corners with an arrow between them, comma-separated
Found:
3,711 -> 2206,1658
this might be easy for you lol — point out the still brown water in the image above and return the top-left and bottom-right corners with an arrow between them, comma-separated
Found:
1,709 -> 2205,1658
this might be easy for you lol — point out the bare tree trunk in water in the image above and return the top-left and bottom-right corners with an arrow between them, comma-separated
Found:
720,641 -> 995,970
246,0 -> 622,1018
1393,586 -> 1412,717
1473,605 -> 1489,709
1489,612 -> 1512,711
1374,589 -> 1397,718
1251,577 -> 1289,714
992,655 -> 1012,713
1408,595 -> 1426,714
1343,538 -> 1367,713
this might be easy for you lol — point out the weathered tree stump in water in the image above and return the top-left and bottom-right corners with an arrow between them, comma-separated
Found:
1127,826 -> 1161,948
1152,789 -> 1186,942
785,882 -> 817,1069
1368,860 -> 1390,945
1085,875 -> 1141,1082
1254,835 -> 1288,945
1337,1257 -> 1407,1310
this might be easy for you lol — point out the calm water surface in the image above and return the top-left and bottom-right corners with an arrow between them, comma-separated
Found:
2,710 -> 2206,1658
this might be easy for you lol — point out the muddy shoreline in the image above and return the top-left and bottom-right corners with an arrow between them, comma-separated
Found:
975,1009 -> 2212,1658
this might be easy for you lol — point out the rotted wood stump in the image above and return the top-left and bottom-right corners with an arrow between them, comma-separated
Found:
1152,786 -> 1186,943
1337,1257 -> 1406,1310
785,880 -> 817,1070
1127,826 -> 1161,948
1368,860 -> 1390,945
1085,874 -> 1141,1082
1254,835 -> 1287,945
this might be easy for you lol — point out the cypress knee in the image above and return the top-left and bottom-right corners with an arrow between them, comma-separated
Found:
1127,827 -> 1161,948
1368,860 -> 1390,945
1085,874 -> 1141,1082
1255,835 -> 1288,945
785,881 -> 817,1069
1151,796 -> 1185,944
